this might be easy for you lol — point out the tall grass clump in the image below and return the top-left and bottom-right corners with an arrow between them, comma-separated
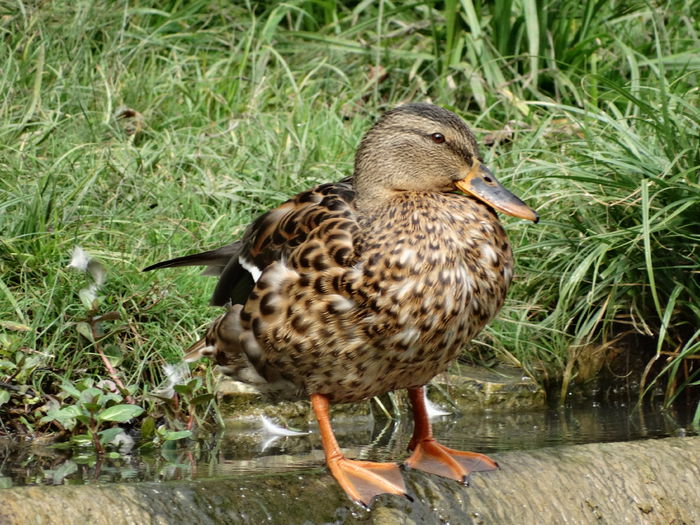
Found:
483,18 -> 699,409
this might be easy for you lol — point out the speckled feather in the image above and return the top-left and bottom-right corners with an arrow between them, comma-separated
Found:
234,189 -> 512,403
146,103 -> 522,404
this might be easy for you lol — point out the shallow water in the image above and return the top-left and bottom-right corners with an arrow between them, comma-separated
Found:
0,399 -> 694,488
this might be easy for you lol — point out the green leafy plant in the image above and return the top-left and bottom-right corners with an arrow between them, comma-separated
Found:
145,365 -> 217,446
39,378 -> 143,455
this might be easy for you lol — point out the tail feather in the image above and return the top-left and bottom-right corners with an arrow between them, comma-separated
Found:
142,241 -> 253,305
183,338 -> 211,362
142,242 -> 241,274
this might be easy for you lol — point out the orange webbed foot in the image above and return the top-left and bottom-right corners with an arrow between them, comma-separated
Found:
404,387 -> 498,483
405,437 -> 498,483
327,456 -> 409,508
311,393 -> 411,508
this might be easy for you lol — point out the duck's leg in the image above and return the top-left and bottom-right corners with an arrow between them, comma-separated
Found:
311,393 -> 408,507
404,387 -> 498,482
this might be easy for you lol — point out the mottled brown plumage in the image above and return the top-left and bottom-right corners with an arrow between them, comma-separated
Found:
144,102 -> 538,506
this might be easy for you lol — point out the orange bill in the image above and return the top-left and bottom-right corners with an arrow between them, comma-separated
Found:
454,160 -> 539,223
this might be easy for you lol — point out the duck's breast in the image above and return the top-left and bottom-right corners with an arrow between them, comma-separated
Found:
237,192 -> 515,403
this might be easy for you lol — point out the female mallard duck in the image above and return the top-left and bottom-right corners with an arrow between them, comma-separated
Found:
144,103 -> 538,507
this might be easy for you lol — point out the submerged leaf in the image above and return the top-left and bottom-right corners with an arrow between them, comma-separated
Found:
51,460 -> 78,485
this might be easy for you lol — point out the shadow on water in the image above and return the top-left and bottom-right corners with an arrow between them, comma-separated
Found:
0,398 -> 695,489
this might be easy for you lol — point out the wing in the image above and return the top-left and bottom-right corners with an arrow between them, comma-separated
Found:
143,178 -> 355,306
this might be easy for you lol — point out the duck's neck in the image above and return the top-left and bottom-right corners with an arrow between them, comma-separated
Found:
356,192 -> 507,259
352,177 -> 400,215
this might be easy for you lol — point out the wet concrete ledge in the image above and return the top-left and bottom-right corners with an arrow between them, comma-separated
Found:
1,436 -> 698,525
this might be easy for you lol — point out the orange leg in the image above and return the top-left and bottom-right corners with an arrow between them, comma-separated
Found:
311,393 -> 408,507
405,387 -> 498,483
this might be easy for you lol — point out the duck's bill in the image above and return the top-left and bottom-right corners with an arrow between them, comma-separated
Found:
454,161 -> 539,223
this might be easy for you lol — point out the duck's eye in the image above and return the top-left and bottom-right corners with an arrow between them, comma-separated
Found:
431,133 -> 445,144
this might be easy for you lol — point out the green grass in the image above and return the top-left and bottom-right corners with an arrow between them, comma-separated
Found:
1,0 -> 698,437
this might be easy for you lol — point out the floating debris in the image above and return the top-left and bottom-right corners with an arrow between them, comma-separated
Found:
152,363 -> 190,399
67,246 -> 90,272
424,391 -> 451,418
260,415 -> 309,451
260,415 -> 308,437
113,106 -> 144,137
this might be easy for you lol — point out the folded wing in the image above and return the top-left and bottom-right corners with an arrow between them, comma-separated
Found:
143,178 -> 355,306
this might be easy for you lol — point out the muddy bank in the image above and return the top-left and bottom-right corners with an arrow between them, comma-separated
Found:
1,436 -> 698,524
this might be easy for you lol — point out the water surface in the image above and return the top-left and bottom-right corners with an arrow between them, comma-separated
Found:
0,399 -> 693,488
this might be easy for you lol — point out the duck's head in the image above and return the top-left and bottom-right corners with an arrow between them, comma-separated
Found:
353,103 -> 538,222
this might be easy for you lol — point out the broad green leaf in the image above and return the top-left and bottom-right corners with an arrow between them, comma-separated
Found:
189,393 -> 215,407
59,381 -> 82,399
162,430 -> 192,441
173,384 -> 191,395
75,321 -> 94,341
78,288 -> 98,310
103,344 -> 124,366
39,405 -> 81,429
97,404 -> 144,422
81,402 -> 102,413
98,427 -> 124,444
140,416 -> 156,439
0,360 -> 17,372
79,387 -> 104,405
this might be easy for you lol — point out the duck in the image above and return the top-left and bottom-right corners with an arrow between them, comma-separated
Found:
144,102 -> 538,507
